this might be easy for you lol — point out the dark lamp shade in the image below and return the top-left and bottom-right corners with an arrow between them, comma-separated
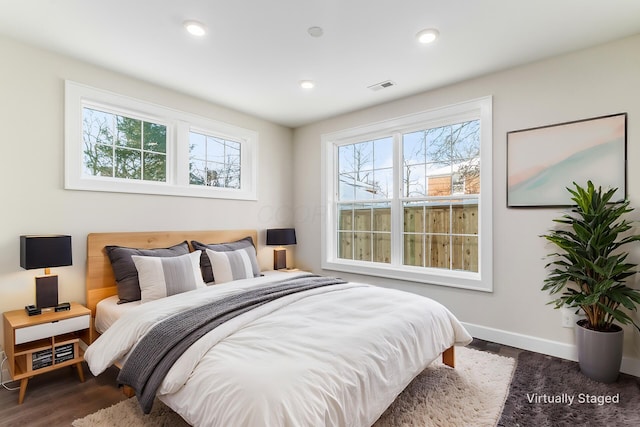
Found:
266,228 -> 297,246
20,235 -> 73,270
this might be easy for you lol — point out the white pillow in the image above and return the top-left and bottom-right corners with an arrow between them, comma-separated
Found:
206,248 -> 254,284
132,250 -> 205,303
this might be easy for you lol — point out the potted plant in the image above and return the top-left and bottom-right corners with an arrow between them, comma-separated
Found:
541,181 -> 640,383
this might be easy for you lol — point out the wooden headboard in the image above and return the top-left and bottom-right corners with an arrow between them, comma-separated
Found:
86,230 -> 258,317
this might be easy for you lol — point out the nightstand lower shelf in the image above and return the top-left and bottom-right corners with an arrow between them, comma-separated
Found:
3,303 -> 91,404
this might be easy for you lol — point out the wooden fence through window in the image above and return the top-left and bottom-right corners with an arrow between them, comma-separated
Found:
338,204 -> 478,272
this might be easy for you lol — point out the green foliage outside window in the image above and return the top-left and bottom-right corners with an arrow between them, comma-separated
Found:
82,107 -> 167,182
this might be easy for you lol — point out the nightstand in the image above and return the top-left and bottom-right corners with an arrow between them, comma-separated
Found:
3,302 -> 92,404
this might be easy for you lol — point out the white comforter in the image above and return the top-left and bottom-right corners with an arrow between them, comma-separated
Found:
85,272 -> 472,427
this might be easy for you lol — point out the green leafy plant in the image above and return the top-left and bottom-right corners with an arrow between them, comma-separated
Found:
542,181 -> 640,332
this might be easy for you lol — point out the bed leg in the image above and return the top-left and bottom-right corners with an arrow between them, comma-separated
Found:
122,385 -> 136,398
442,346 -> 455,368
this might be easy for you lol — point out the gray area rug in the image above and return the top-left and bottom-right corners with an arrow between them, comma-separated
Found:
498,351 -> 640,427
73,346 -> 514,427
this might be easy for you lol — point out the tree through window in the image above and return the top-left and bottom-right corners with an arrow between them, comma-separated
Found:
66,81 -> 258,200
402,120 -> 480,272
189,132 -> 241,189
322,97 -> 493,291
82,107 -> 167,182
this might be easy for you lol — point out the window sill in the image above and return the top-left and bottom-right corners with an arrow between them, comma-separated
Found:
321,259 -> 492,292
65,176 -> 257,200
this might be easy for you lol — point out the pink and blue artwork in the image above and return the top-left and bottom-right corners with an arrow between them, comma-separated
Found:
507,113 -> 626,207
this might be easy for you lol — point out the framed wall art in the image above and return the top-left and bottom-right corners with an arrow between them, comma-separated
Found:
507,113 -> 626,207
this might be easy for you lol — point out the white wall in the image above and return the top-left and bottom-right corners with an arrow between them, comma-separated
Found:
293,34 -> 640,369
2,32 -> 639,372
0,36 -> 295,345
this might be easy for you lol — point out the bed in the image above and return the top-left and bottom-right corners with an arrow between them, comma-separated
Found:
83,230 -> 472,426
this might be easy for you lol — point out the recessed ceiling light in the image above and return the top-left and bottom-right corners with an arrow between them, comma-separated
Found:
307,26 -> 324,38
299,80 -> 315,89
416,28 -> 439,44
184,20 -> 206,37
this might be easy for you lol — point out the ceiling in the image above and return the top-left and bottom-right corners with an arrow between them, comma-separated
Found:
1,1 -> 640,128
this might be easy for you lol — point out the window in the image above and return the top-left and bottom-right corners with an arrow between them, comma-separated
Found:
322,97 -> 493,291
82,107 -> 167,182
189,131 -> 241,189
337,137 -> 393,263
65,81 -> 257,200
402,120 -> 480,272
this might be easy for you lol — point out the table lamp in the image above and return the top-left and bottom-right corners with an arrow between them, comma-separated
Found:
20,235 -> 72,309
266,228 -> 296,270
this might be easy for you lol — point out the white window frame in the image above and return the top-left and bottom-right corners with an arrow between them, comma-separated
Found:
321,96 -> 493,292
64,81 -> 258,200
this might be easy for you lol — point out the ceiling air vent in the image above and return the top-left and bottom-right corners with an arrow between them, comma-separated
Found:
367,80 -> 395,91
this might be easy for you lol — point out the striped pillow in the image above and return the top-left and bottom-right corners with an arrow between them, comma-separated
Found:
192,237 -> 260,283
206,248 -> 255,284
132,251 -> 205,303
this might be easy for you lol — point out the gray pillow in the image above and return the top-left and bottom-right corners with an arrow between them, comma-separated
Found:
132,251 -> 205,303
105,241 -> 190,303
191,237 -> 259,283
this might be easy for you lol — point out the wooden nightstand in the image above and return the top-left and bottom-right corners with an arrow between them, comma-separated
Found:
3,302 -> 92,404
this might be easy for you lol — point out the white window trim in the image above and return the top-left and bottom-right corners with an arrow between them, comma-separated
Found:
321,96 -> 493,292
64,81 -> 258,200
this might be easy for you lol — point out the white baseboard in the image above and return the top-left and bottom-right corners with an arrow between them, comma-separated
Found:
462,322 -> 640,378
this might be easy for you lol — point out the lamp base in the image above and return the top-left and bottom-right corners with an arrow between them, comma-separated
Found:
273,248 -> 287,270
35,275 -> 59,309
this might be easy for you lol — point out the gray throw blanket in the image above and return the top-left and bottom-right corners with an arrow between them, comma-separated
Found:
117,274 -> 347,414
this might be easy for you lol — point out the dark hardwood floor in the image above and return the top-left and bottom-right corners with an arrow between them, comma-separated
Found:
467,337 -> 524,359
0,364 -> 126,427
